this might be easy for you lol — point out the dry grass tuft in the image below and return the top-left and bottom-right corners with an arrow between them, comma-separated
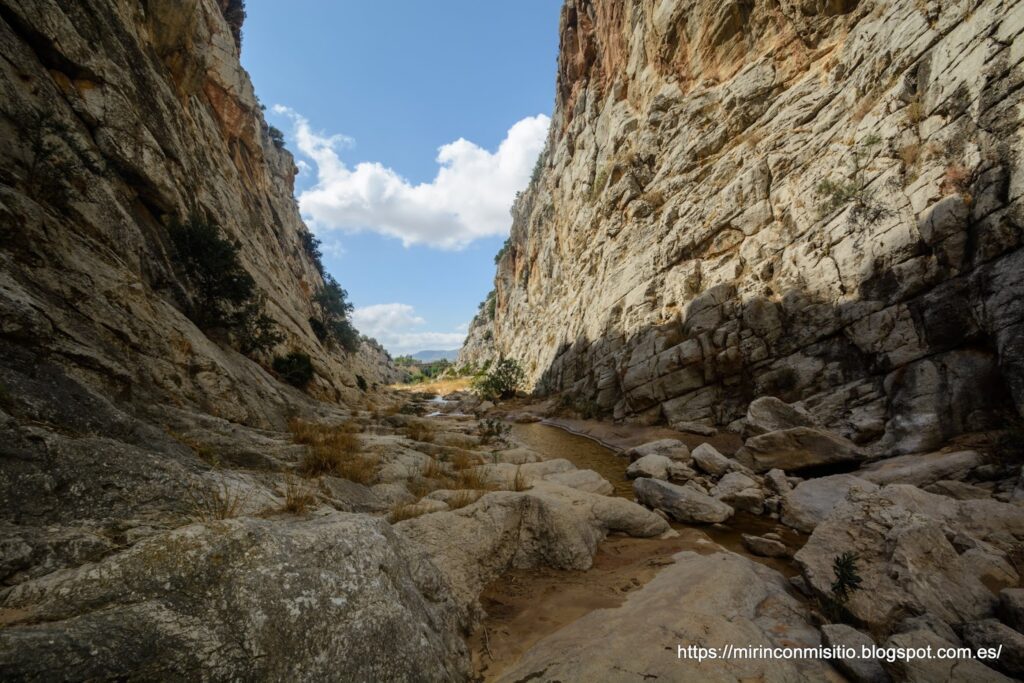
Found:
512,466 -> 530,492
449,451 -> 483,471
447,489 -> 484,510
289,418 -> 378,484
404,420 -> 435,443
453,467 -> 497,491
421,457 -> 446,479
187,476 -> 247,521
280,475 -> 317,515
388,503 -> 430,523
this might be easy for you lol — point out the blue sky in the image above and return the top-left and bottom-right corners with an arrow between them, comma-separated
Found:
241,2 -> 561,354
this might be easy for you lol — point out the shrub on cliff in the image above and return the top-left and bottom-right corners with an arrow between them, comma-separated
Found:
473,358 -> 525,400
168,215 -> 282,353
273,351 -> 315,388
311,274 -> 360,352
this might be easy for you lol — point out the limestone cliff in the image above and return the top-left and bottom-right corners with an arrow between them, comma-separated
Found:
0,0 -> 402,429
478,0 -> 1024,454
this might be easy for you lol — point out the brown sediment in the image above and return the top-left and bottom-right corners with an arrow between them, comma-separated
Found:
470,421 -> 807,680
469,530 -> 722,681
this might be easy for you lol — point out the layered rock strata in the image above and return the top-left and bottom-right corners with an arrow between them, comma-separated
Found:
464,0 -> 1024,454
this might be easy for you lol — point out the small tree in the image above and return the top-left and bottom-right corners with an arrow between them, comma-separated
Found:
298,229 -> 324,275
168,215 -> 281,355
273,351 -> 314,388
816,135 -> 888,226
473,358 -> 526,400
311,274 -> 360,352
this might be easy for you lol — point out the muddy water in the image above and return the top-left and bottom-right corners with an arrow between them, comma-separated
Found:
512,421 -> 803,574
512,421 -> 638,498
470,422 -> 806,681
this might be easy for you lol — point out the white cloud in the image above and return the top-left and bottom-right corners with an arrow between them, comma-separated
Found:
273,105 -> 550,249
352,303 -> 465,355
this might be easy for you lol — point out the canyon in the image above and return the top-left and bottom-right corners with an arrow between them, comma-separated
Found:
1,0 -> 1023,681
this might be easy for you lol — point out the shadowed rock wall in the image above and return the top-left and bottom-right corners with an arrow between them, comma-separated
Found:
465,0 -> 1024,454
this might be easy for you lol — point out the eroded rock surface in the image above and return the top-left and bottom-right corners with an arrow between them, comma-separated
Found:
461,0 -> 1024,457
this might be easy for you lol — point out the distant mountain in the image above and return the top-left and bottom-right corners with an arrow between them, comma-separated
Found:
410,349 -> 459,362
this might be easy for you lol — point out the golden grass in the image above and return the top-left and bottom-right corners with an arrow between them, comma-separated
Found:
447,489 -> 484,510
899,142 -> 920,170
449,450 -> 483,471
421,457 -> 446,479
187,476 -> 246,521
280,475 -> 317,515
388,503 -> 430,523
512,466 -> 530,492
391,376 -> 473,395
288,418 -> 378,484
453,467 -> 497,491
404,420 -> 435,443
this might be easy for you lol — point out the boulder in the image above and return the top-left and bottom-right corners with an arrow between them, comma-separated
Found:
781,474 -> 879,533
820,624 -> 889,683
858,450 -> 983,488
883,629 -> 1011,682
960,619 -> 1024,678
714,472 -> 765,514
543,469 -> 614,495
795,485 -> 1024,633
741,534 -> 790,558
626,453 -> 674,480
713,471 -> 758,497
740,427 -> 862,473
398,483 -> 670,608
745,396 -> 817,436
0,515 -> 468,681
622,438 -> 691,463
923,479 -> 991,500
764,468 -> 792,495
1000,588 -> 1024,633
633,478 -> 734,524
671,420 -> 718,436
495,551 -> 837,682
691,442 -> 731,476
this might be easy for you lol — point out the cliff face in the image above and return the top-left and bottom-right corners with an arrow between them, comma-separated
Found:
482,0 -> 1024,454
0,0 -> 399,432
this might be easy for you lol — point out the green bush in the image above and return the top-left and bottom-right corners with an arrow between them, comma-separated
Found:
830,551 -> 863,602
311,274 -> 360,352
168,215 -> 281,353
273,351 -> 315,388
299,230 -> 324,274
473,358 -> 525,401
356,374 -> 368,391
268,125 -> 285,149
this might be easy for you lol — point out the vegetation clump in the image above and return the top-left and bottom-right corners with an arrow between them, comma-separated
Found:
168,215 -> 282,353
311,274 -> 360,352
290,419 -> 378,484
815,134 -> 889,226
268,125 -> 286,149
273,351 -> 315,388
473,358 -> 526,401
821,551 -> 864,623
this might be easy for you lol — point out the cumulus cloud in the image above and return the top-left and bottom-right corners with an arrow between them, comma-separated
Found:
352,303 -> 465,355
273,105 -> 549,249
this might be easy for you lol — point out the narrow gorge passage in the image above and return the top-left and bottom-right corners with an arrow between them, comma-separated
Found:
3,0 -> 1024,680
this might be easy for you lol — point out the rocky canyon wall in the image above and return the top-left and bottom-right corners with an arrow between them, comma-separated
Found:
466,0 -> 1024,454
0,0 -> 399,432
